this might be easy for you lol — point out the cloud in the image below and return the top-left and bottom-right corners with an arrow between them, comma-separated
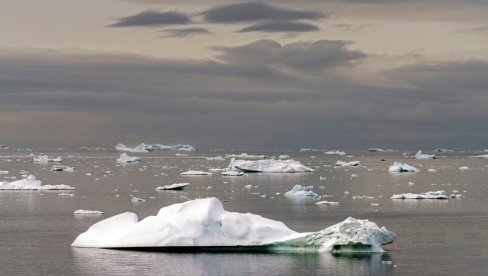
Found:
160,27 -> 212,37
108,10 -> 191,27
201,2 -> 326,23
237,21 -> 320,33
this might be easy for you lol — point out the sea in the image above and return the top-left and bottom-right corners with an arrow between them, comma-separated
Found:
1,149 -> 487,275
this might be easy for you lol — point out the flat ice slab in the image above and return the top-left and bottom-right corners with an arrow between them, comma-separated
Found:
388,162 -> 419,173
34,155 -> 63,164
116,153 -> 141,164
335,160 -> 360,167
75,210 -> 103,215
156,183 -> 190,191
115,143 -> 196,152
181,170 -> 212,176
391,190 -> 448,200
71,198 -> 395,253
414,151 -> 437,160
0,175 -> 75,190
227,159 -> 314,173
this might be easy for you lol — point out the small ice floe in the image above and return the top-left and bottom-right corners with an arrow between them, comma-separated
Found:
181,170 -> 212,176
34,155 -> 63,164
458,166 -> 469,171
316,200 -> 339,206
71,198 -> 396,253
324,150 -> 346,156
115,143 -> 196,152
370,203 -> 380,206
335,160 -> 361,167
116,153 -> 141,164
427,169 -> 437,173
450,193 -> 463,199
205,156 -> 225,161
351,173 -> 359,178
74,210 -> 103,215
243,184 -> 253,190
224,153 -> 266,159
42,184 -> 75,190
50,165 -> 74,172
175,153 -> 189,157
58,193 -> 75,197
391,190 -> 448,200
408,181 -> 415,186
155,183 -> 190,191
414,151 -> 437,160
221,170 -> 244,176
131,197 -> 146,203
278,155 -> 290,159
284,185 -> 318,198
388,162 -> 419,173
0,170 -> 8,175
226,158 -> 313,173
319,176 -> 327,181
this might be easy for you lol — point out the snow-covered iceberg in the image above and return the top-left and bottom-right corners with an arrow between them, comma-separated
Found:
156,183 -> 190,191
414,151 -> 437,160
284,185 -> 318,198
181,170 -> 212,176
388,162 -> 419,173
0,175 -> 74,190
115,143 -> 196,153
335,160 -> 361,167
116,153 -> 141,164
34,155 -> 63,164
71,198 -> 395,253
227,159 -> 314,173
391,190 -> 448,200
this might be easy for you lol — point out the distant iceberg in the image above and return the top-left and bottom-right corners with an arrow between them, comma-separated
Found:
205,156 -> 226,161
71,198 -> 395,253
391,191 -> 448,200
115,143 -> 196,153
324,150 -> 346,156
414,151 -> 437,160
156,183 -> 190,191
388,162 -> 419,173
34,155 -> 63,164
284,185 -> 318,198
226,159 -> 314,173
0,175 -> 74,190
116,153 -> 141,164
335,160 -> 360,167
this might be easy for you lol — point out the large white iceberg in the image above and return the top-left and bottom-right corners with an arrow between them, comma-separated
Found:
116,153 -> 141,164
0,175 -> 75,190
115,143 -> 196,153
227,159 -> 314,173
388,162 -> 419,173
414,151 -> 437,160
71,198 -> 395,253
284,185 -> 318,198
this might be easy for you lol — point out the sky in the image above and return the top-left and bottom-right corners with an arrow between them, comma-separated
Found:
1,0 -> 487,150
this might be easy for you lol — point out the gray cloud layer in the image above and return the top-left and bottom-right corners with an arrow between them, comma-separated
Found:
160,27 -> 212,37
109,10 -> 191,27
237,21 -> 320,33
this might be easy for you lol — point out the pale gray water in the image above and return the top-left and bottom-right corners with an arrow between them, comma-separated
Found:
1,150 -> 487,275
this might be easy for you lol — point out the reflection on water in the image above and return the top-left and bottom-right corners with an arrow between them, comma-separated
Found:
72,248 -> 394,276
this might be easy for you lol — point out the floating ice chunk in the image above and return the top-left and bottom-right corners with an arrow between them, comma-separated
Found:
388,162 -> 419,173
175,153 -> 189,157
41,184 -> 75,190
227,159 -> 313,173
473,154 -> 488,159
324,150 -> 346,156
50,165 -> 74,172
156,183 -> 190,191
391,190 -> 448,200
115,143 -> 196,153
116,153 -> 141,164
0,175 -> 41,190
434,148 -> 454,153
71,198 -> 395,253
181,170 -> 212,176
34,155 -> 63,164
278,155 -> 290,159
224,153 -> 266,159
243,184 -> 253,190
205,156 -> 225,161
427,169 -> 437,173
221,170 -> 244,176
285,185 -> 318,198
0,170 -> 8,175
458,166 -> 469,171
316,200 -> 339,205
75,210 -> 103,215
335,160 -> 361,167
131,197 -> 146,203
58,193 -> 75,197
414,151 -> 437,160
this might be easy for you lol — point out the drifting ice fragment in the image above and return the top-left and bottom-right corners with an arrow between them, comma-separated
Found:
156,183 -> 190,191
388,162 -> 419,173
115,143 -> 196,152
227,159 -> 313,173
181,170 -> 212,176
75,210 -> 103,215
414,151 -> 437,160
285,185 -> 318,198
391,190 -> 448,200
116,153 -> 141,164
335,160 -> 361,167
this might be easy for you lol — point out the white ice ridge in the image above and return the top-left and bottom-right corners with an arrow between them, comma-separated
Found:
285,185 -> 318,198
33,155 -> 63,164
115,143 -> 196,153
181,170 -> 212,176
156,183 -> 190,191
414,150 -> 437,160
324,150 -> 346,156
227,158 -> 314,173
71,198 -> 396,253
116,153 -> 142,164
391,190 -> 449,200
224,153 -> 267,159
75,210 -> 104,215
335,160 -> 360,167
388,162 -> 419,173
0,175 -> 75,190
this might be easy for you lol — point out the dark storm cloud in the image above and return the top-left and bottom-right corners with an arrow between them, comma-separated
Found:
237,21 -> 320,33
201,2 -> 326,23
160,27 -> 212,37
108,10 -> 191,27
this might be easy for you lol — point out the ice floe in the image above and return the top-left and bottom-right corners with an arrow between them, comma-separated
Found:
75,210 -> 103,215
227,159 -> 313,173
71,198 -> 395,253
414,151 -> 437,160
50,165 -> 74,172
335,160 -> 361,167
34,155 -> 63,164
221,170 -> 244,176
205,156 -> 226,161
324,150 -> 346,156
156,183 -> 190,191
181,170 -> 212,176
316,200 -> 339,206
285,185 -> 318,198
115,143 -> 196,153
0,175 -> 74,190
116,153 -> 142,164
391,190 -> 448,200
473,154 -> 488,159
388,162 -> 419,173
224,153 -> 267,159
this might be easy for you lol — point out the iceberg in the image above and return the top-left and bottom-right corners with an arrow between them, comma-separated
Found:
205,156 -> 226,161
335,160 -> 360,167
473,154 -> 488,159
181,170 -> 212,176
0,175 -> 74,190
71,198 -> 395,253
316,200 -> 339,206
34,155 -> 63,164
325,150 -> 346,156
116,153 -> 142,164
41,184 -> 75,190
227,159 -> 314,173
391,190 -> 448,200
224,153 -> 267,159
388,162 -> 419,173
285,185 -> 318,198
156,183 -> 190,191
115,143 -> 196,153
278,155 -> 290,159
221,170 -> 244,176
75,210 -> 103,215
414,151 -> 437,160
50,165 -> 74,172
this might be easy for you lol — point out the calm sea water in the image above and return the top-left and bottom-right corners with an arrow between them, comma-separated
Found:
1,150 -> 487,275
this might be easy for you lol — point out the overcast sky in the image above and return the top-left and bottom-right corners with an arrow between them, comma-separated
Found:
1,0 -> 487,150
